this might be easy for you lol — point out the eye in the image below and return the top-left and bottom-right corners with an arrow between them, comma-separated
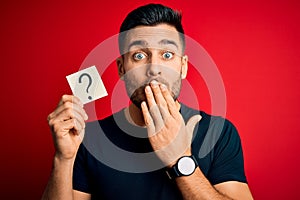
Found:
162,51 -> 174,60
133,52 -> 147,61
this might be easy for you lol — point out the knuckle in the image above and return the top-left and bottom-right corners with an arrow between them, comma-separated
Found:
48,119 -> 53,126
145,90 -> 153,97
48,118 -> 55,126
159,102 -> 167,107
64,108 -> 75,118
52,122 -> 62,134
71,118 -> 77,126
61,94 -> 68,101
69,118 -> 74,125
145,116 -> 153,125
62,94 -> 70,99
62,94 -> 73,103
64,101 -> 73,109
47,113 -> 53,121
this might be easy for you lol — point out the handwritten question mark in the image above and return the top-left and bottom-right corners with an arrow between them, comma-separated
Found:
79,73 -> 93,100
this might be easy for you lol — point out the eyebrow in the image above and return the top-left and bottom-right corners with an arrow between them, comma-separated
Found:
127,40 -> 148,51
127,39 -> 179,52
158,39 -> 178,49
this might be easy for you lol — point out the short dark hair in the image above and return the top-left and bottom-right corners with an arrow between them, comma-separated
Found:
118,3 -> 185,54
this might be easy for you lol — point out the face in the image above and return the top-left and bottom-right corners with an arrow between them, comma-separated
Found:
117,24 -> 188,108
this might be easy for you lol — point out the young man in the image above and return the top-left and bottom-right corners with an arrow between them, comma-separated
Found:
43,4 -> 253,200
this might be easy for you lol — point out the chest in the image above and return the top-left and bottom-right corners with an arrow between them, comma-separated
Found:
87,160 -> 183,200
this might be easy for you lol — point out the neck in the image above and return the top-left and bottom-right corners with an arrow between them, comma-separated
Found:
127,101 -> 181,127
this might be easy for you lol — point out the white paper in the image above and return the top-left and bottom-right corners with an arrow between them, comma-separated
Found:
66,65 -> 108,104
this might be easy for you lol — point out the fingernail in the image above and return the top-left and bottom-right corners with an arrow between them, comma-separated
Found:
151,80 -> 158,87
141,101 -> 147,108
79,101 -> 84,107
84,113 -> 88,120
145,86 -> 151,93
160,84 -> 167,91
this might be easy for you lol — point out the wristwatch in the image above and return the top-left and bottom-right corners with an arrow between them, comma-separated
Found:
166,155 -> 198,179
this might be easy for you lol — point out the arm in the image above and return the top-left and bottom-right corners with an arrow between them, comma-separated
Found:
175,169 -> 253,200
141,81 -> 253,200
42,157 -> 91,200
41,95 -> 91,200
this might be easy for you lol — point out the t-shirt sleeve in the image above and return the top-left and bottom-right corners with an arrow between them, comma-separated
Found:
73,144 -> 92,193
207,118 -> 247,185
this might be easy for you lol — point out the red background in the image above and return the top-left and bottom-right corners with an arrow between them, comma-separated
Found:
1,0 -> 299,199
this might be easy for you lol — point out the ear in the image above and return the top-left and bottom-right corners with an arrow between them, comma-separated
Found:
181,55 -> 188,79
116,57 -> 125,80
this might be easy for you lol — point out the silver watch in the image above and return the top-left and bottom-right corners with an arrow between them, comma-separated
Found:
166,155 -> 198,179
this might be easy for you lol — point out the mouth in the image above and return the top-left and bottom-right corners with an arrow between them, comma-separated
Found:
146,78 -> 169,88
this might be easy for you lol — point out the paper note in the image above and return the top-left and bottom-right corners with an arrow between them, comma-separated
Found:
66,65 -> 108,104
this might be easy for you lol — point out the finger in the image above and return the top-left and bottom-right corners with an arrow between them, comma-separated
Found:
70,118 -> 85,136
76,128 -> 86,143
50,114 -> 85,135
48,101 -> 88,121
149,105 -> 164,132
54,118 -> 84,136
144,85 -> 165,131
186,114 -> 202,140
48,106 -> 87,128
64,119 -> 81,134
157,104 -> 170,121
150,81 -> 167,108
58,95 -> 83,108
58,110 -> 85,127
150,80 -> 170,120
141,101 -> 155,134
54,108 -> 86,129
49,94 -> 86,122
160,84 -> 178,117
145,85 -> 157,108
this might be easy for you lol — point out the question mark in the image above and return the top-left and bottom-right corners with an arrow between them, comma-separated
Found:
79,73 -> 93,100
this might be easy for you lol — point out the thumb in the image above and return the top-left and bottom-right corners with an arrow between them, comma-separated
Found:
186,114 -> 202,136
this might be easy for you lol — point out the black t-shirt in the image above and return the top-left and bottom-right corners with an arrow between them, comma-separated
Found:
73,104 -> 247,199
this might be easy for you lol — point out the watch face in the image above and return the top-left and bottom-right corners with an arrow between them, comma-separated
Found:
177,156 -> 196,175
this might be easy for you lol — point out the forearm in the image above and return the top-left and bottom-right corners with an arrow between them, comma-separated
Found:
176,168 -> 233,200
41,156 -> 75,200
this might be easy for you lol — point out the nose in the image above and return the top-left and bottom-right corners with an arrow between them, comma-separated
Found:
146,53 -> 161,77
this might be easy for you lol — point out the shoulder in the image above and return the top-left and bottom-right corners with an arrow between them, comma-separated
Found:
181,103 -> 241,157
180,103 -> 237,135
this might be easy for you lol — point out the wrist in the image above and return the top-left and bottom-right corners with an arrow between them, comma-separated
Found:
167,149 -> 192,168
54,154 -> 76,167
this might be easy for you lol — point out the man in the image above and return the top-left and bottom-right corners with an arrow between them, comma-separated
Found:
42,3 -> 253,200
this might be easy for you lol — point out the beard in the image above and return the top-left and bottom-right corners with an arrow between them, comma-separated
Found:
124,75 -> 182,109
